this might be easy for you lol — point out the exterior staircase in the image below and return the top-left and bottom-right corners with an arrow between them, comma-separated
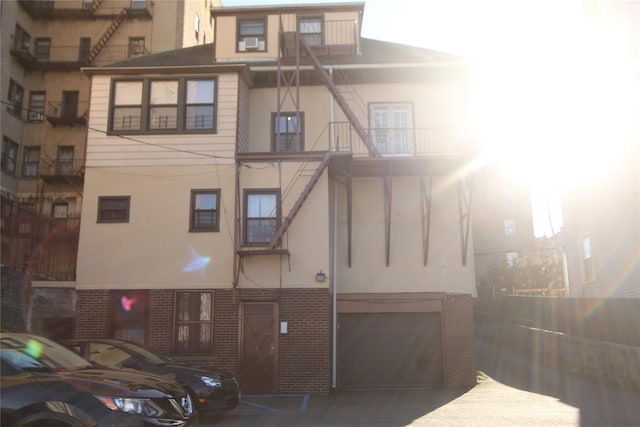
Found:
84,8 -> 127,64
89,0 -> 104,13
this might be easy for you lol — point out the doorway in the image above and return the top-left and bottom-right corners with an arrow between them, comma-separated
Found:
239,302 -> 278,394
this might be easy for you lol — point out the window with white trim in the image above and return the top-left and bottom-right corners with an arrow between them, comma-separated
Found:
369,103 -> 414,155
244,190 -> 279,245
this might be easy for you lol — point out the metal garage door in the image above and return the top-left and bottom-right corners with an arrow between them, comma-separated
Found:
338,312 -> 443,389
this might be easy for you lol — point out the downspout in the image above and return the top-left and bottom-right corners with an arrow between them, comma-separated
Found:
332,179 -> 338,389
330,67 -> 338,389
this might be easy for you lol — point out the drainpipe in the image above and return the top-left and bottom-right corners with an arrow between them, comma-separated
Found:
332,179 -> 338,389
330,67 -> 338,388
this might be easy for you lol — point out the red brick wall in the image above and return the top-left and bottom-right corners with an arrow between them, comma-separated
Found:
75,290 -> 109,338
443,293 -> 477,387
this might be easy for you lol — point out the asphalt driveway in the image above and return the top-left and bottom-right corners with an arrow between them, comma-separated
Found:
202,339 -> 640,426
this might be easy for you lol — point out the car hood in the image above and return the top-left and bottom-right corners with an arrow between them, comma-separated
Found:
33,368 -> 187,398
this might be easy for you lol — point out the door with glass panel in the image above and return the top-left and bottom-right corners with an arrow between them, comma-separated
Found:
369,103 -> 414,156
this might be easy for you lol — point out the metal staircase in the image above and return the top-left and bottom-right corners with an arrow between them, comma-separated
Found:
84,8 -> 127,64
89,0 -> 104,13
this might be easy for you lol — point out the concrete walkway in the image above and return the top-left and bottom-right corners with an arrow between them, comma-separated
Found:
203,339 -> 640,426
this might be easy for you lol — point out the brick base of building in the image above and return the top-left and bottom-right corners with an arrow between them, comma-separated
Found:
75,288 -> 475,393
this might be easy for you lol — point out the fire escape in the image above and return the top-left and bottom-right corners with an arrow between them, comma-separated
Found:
233,13 -> 472,285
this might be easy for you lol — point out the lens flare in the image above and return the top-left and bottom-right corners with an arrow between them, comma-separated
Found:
26,339 -> 43,358
121,296 -> 136,312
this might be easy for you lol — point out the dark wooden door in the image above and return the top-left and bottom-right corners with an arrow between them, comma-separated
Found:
239,302 -> 278,394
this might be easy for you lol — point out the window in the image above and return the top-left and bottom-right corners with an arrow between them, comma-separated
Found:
34,38 -> 51,61
369,103 -> 414,155
504,218 -> 517,237
237,18 -> 266,51
109,290 -> 147,344
112,81 -> 143,131
299,16 -> 323,46
28,92 -> 45,121
582,236 -> 595,282
506,252 -> 518,266
13,24 -> 31,52
110,78 -> 216,134
174,291 -> 213,354
7,80 -> 24,117
131,0 -> 147,9
127,37 -> 145,58
79,37 -> 91,61
1,137 -> 18,174
61,91 -> 79,119
190,189 -> 219,232
149,80 -> 178,129
244,190 -> 279,245
22,146 -> 40,178
52,202 -> 69,218
18,202 -> 34,234
56,146 -> 74,175
98,196 -> 130,223
195,14 -> 200,41
272,112 -> 304,151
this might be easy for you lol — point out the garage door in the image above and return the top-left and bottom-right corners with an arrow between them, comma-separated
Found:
338,313 -> 443,389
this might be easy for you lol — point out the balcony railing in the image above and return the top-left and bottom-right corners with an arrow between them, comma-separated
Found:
280,19 -> 358,56
10,44 -> 149,69
39,158 -> 85,178
46,101 -> 88,126
18,0 -> 152,19
331,122 -> 468,157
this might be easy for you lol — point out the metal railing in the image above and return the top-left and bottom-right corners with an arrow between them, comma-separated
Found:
11,44 -> 149,67
279,17 -> 358,53
330,122 -> 468,157
39,158 -> 85,177
18,0 -> 152,17
46,102 -> 89,121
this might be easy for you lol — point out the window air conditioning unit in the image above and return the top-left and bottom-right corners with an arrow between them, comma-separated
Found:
29,112 -> 43,121
244,37 -> 259,50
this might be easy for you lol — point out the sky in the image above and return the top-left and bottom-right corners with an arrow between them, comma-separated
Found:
222,0 -> 639,237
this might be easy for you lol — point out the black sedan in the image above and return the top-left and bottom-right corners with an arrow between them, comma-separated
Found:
64,338 -> 240,415
1,331 -> 195,427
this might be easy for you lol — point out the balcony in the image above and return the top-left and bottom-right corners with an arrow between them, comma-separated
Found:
46,101 -> 88,127
280,19 -> 358,58
39,158 -> 85,184
10,44 -> 149,70
18,0 -> 152,19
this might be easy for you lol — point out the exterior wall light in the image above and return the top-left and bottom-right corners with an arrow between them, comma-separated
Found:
315,270 -> 326,282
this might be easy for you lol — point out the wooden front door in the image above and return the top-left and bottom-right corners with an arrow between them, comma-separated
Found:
239,302 -> 278,394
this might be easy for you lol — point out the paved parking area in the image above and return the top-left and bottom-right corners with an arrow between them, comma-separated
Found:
201,340 -> 640,426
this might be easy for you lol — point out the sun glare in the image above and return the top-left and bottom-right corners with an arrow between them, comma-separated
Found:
469,4 -> 638,193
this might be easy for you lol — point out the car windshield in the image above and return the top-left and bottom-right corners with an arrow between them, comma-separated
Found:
119,342 -> 175,365
0,333 -> 92,371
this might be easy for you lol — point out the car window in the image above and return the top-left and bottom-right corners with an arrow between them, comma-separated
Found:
0,334 -> 92,371
120,342 -> 168,364
88,343 -> 133,368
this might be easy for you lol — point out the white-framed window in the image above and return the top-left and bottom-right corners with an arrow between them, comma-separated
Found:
195,14 -> 200,41
28,92 -> 45,121
506,252 -> 518,266
504,218 -> 517,237
369,102 -> 414,155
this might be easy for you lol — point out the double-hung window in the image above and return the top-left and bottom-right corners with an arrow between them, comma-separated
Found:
299,16 -> 323,46
28,92 -> 45,121
22,146 -> 40,178
369,103 -> 414,156
149,80 -> 178,130
190,189 -> 219,232
98,196 -> 130,223
110,78 -> 216,134
112,81 -> 143,131
34,38 -> 51,61
272,112 -> 304,152
174,291 -> 213,354
244,190 -> 279,245
237,18 -> 266,51
7,80 -> 24,117
56,146 -> 75,175
1,137 -> 18,174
